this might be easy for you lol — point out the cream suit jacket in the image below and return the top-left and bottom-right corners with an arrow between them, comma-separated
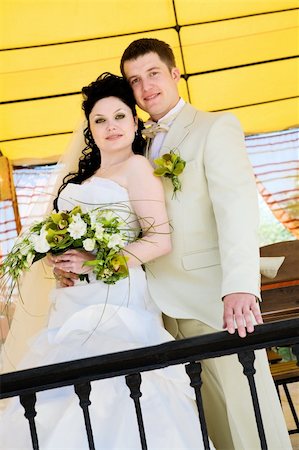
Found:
146,103 -> 260,330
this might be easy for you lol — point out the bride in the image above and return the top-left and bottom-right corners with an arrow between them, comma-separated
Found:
0,73 -> 214,449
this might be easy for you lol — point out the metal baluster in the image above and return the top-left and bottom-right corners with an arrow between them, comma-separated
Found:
74,382 -> 95,450
288,343 -> 299,432
238,351 -> 268,450
125,373 -> 148,450
282,384 -> 299,431
19,393 -> 39,450
185,362 -> 210,450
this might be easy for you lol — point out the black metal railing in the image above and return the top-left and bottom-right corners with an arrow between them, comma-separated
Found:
1,317 -> 299,450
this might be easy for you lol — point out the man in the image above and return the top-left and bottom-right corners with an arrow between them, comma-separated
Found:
54,39 -> 290,449
119,38 -> 291,449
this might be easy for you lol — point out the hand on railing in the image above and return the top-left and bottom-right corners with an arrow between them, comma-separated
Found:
223,293 -> 263,338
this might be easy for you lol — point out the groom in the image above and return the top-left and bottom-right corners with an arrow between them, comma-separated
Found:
120,38 -> 291,449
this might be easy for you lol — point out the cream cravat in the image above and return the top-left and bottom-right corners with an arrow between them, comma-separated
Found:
142,98 -> 186,161
141,121 -> 170,139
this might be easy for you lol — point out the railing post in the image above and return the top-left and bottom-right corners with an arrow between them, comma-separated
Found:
185,361 -> 211,450
238,351 -> 268,450
74,382 -> 95,450
19,393 -> 39,450
125,373 -> 147,450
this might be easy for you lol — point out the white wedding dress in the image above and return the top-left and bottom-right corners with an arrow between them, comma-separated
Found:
0,177 -> 213,450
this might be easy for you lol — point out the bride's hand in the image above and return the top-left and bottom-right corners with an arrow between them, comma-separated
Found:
53,249 -> 95,275
45,253 -> 56,267
46,253 -> 81,287
53,267 -> 78,287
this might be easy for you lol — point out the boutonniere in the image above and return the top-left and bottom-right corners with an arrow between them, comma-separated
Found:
153,150 -> 186,198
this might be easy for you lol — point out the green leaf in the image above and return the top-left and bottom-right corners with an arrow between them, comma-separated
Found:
70,206 -> 82,216
32,253 -> 46,263
84,259 -> 102,267
78,274 -> 90,283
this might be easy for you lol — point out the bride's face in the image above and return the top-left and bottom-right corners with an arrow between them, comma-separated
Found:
89,96 -> 137,154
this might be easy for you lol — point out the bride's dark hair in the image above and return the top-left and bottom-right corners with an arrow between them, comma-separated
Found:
53,72 -> 146,210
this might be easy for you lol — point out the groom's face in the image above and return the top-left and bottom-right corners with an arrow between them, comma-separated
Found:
123,52 -> 180,121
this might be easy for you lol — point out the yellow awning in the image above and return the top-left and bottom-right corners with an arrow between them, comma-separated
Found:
0,0 -> 298,164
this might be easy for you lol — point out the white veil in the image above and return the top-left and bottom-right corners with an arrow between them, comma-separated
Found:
0,119 -> 87,374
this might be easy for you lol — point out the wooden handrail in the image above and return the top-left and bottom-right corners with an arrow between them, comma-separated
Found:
1,317 -> 299,400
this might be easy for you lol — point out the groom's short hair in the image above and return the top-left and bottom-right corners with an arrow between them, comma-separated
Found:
120,38 -> 176,75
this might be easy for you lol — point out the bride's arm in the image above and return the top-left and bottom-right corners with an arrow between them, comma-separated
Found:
123,155 -> 172,267
52,156 -> 172,278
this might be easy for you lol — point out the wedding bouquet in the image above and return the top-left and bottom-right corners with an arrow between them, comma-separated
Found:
0,205 -> 132,303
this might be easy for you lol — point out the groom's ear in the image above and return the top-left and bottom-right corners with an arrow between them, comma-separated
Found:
171,67 -> 180,83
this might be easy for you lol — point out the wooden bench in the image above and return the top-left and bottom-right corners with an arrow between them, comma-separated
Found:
260,241 -> 299,434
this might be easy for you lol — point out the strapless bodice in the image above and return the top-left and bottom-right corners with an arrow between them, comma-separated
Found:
57,176 -> 140,239
58,176 -> 130,209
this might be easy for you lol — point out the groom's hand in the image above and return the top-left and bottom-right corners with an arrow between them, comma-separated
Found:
222,293 -> 263,338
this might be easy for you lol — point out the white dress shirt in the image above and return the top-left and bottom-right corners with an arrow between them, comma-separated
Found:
149,98 -> 185,161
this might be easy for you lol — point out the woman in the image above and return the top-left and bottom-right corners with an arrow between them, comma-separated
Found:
0,73 -> 214,449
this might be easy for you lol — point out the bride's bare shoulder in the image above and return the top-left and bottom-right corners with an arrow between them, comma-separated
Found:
127,154 -> 153,172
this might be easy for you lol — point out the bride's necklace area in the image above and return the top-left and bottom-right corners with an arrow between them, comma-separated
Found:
97,154 -> 133,176
98,164 -> 117,175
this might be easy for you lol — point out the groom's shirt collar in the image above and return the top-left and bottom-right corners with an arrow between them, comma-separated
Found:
148,98 -> 185,161
151,97 -> 185,126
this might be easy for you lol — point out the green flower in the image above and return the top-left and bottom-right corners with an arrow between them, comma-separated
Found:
111,254 -> 129,275
153,150 -> 186,198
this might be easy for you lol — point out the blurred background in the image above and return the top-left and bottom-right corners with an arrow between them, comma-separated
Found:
0,3 -> 298,436
0,0 -> 298,259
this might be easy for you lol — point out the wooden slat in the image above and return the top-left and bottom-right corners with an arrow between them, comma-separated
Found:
270,360 -> 299,382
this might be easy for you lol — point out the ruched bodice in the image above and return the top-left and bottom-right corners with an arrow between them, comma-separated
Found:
58,176 -> 140,241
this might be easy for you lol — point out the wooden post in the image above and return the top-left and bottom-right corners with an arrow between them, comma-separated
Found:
0,154 -> 21,234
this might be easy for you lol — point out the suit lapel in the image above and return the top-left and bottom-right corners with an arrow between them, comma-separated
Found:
159,103 -> 198,158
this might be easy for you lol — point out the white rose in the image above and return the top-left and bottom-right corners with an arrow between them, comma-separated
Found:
107,234 -> 125,249
83,238 -> 95,252
88,210 -> 98,229
95,224 -> 104,240
30,230 -> 51,253
67,215 -> 87,239
102,210 -> 116,222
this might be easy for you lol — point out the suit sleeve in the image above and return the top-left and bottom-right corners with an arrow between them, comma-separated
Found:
203,113 -> 261,299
